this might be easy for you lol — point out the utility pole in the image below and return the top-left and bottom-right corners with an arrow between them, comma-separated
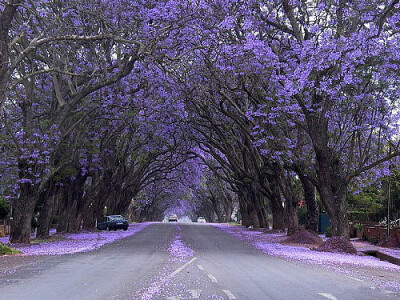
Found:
387,164 -> 391,238
387,144 -> 392,239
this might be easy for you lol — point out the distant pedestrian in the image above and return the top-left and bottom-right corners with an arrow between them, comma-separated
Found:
31,216 -> 38,233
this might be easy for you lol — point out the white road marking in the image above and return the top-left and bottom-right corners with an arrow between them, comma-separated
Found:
222,290 -> 237,300
168,257 -> 198,278
197,264 -> 205,271
207,274 -> 218,282
166,297 -> 181,300
141,257 -> 198,300
345,275 -> 363,282
188,289 -> 201,299
317,293 -> 338,300
370,286 -> 376,290
383,290 -> 395,294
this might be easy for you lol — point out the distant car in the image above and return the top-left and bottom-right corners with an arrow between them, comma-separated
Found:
197,217 -> 206,223
168,215 -> 178,222
97,215 -> 129,231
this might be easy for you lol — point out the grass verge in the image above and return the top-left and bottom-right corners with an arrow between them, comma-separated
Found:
0,242 -> 22,255
31,235 -> 67,244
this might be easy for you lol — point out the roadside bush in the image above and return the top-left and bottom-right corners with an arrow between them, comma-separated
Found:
0,243 -> 22,255
325,225 -> 333,237
0,197 -> 9,220
354,223 -> 364,231
297,207 -> 308,226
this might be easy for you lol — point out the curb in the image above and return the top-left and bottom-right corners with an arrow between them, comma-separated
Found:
362,250 -> 400,266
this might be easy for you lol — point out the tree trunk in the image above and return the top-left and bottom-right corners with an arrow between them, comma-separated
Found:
238,197 -> 251,227
10,188 -> 38,243
57,173 -> 88,233
81,199 -> 97,231
307,109 -> 350,239
249,206 -> 260,228
254,192 -> 269,228
57,188 -> 78,232
37,192 -> 58,239
210,194 -> 223,222
276,168 -> 299,235
332,192 -> 349,238
270,196 -> 284,230
316,175 -> 350,239
223,200 -> 233,223
298,174 -> 318,232
0,1 -> 22,112
239,187 -> 267,228
286,196 -> 299,236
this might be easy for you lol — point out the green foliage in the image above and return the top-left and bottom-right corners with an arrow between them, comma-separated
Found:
297,206 -> 308,225
0,243 -> 22,255
389,169 -> 400,219
53,166 -> 79,182
347,186 -> 386,222
0,197 -> 9,220
347,166 -> 400,223
38,118 -> 51,127
325,225 -> 333,237
354,223 -> 364,231
31,235 -> 66,244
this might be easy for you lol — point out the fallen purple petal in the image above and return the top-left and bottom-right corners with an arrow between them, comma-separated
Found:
168,229 -> 194,261
213,224 -> 400,271
2,223 -> 150,256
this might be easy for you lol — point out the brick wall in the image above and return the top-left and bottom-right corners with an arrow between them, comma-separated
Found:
363,226 -> 400,242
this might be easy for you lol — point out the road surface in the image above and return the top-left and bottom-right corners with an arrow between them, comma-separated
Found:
0,223 -> 398,299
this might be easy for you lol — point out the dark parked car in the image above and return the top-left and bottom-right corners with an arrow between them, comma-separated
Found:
97,215 -> 129,231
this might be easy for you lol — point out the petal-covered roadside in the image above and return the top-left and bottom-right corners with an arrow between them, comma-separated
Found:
213,224 -> 400,271
0,223 -> 150,256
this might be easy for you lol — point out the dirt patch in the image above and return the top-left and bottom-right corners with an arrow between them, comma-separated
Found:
377,234 -> 400,248
282,230 -> 323,246
316,236 -> 358,254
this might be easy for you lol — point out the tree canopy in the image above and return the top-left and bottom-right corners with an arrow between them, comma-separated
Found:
1,0 -> 399,243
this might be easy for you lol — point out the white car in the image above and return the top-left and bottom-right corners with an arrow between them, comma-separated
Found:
197,217 -> 206,223
168,215 -> 178,222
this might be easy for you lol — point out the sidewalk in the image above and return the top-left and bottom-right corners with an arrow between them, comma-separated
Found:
213,224 -> 400,292
351,238 -> 400,266
0,223 -> 150,255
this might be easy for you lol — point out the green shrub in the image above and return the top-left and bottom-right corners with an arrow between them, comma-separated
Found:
0,243 -> 22,255
355,223 -> 364,231
297,206 -> 308,225
325,225 -> 333,237
0,197 -> 9,220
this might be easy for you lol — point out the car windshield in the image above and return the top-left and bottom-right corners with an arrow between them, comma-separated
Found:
109,215 -> 124,220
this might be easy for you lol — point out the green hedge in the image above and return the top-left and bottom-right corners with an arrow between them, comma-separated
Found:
0,243 -> 22,255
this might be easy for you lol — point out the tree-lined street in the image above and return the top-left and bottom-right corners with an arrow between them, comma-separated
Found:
1,1 -> 400,298
0,223 -> 399,300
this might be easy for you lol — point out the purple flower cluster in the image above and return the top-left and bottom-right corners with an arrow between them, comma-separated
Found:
168,234 -> 194,261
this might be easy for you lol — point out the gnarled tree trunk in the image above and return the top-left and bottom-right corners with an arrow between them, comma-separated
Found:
37,189 -> 59,239
10,186 -> 38,243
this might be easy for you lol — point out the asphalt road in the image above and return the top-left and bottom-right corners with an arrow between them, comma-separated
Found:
0,223 -> 398,300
